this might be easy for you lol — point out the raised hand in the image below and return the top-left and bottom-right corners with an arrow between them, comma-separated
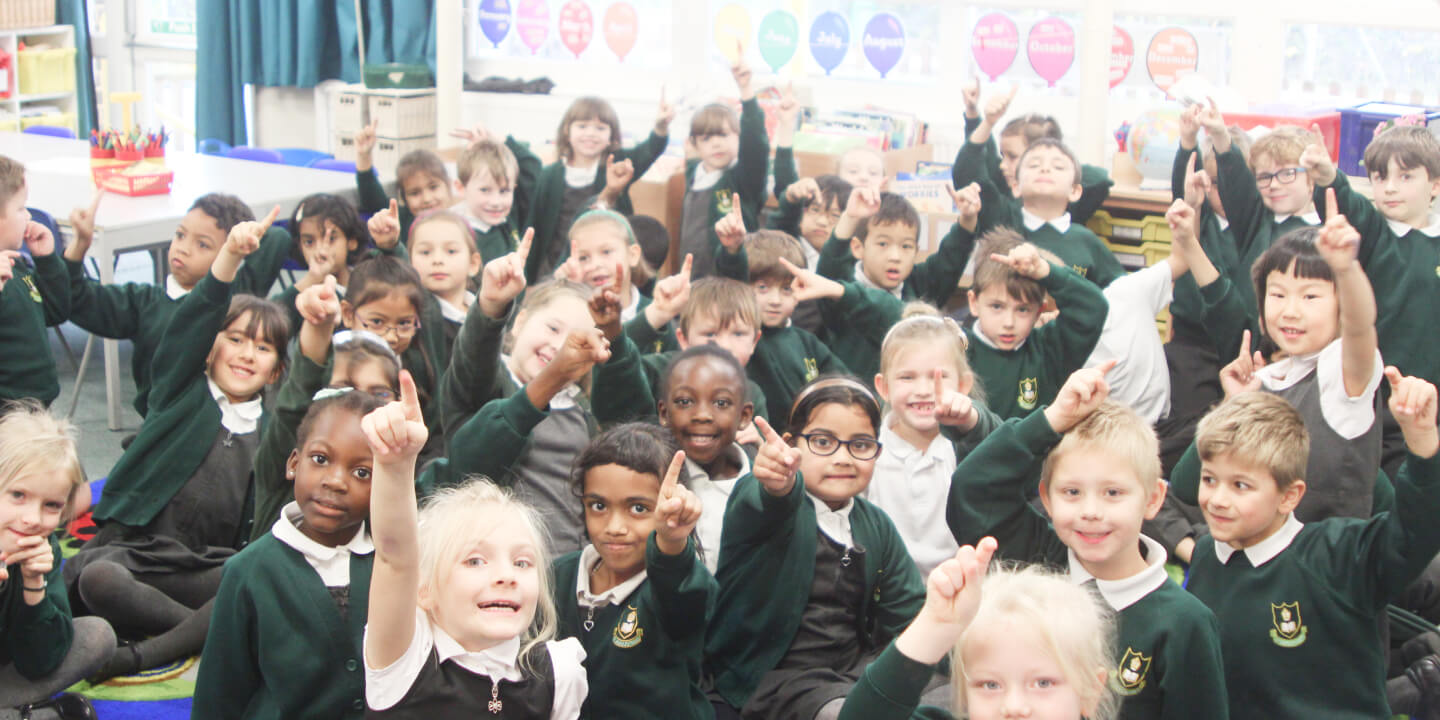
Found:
1183,152 -> 1213,211
784,177 -> 820,205
1220,329 -> 1266,398
589,263 -> 626,339
1044,361 -> 1115,433
0,249 -> 19,291
715,193 -> 747,253
65,189 -> 104,261
297,274 -> 342,326
449,122 -> 492,147
605,155 -> 635,193
983,85 -> 1017,127
1299,124 -> 1337,186
775,82 -> 799,145
548,328 -> 612,384
948,182 -> 982,231
368,198 -> 402,250
361,370 -> 429,466
654,450 -> 703,554
962,76 -> 981,118
933,368 -> 978,429
21,220 -> 54,257
731,39 -> 754,100
844,186 -> 882,221
356,120 -> 378,159
1387,367 -> 1439,458
479,228 -> 532,318
894,537 -> 998,665
646,254 -> 692,327
1179,104 -> 1202,149
226,205 -> 279,259
10,534 -> 54,593
1167,197 -> 1199,248
752,416 -> 800,496
1199,98 -> 1229,153
654,86 -> 675,135
779,257 -> 843,302
989,242 -> 1050,280
1316,188 -> 1359,272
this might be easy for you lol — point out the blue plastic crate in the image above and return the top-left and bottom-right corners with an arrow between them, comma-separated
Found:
1338,102 -> 1440,176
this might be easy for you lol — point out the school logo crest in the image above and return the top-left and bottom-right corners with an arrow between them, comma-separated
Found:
508,228 -> 520,250
1017,378 -> 1039,410
24,275 -> 40,303
1071,264 -> 1088,277
612,604 -> 643,648
1111,648 -> 1152,695
715,190 -> 734,215
1269,602 -> 1307,647
803,357 -> 819,382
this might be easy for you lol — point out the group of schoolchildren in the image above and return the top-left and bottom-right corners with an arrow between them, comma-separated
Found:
3,48 -> 1440,720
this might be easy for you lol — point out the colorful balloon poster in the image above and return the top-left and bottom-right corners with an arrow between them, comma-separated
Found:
1110,26 -> 1133,89
516,0 -> 549,54
1026,16 -> 1074,88
862,13 -> 904,79
757,9 -> 799,72
713,3 -> 751,63
1146,27 -> 1198,95
478,0 -> 512,48
808,10 -> 849,76
971,12 -> 1018,81
604,1 -> 637,61
558,0 -> 593,58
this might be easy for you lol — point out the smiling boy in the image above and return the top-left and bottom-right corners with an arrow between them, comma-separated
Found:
949,366 -> 1229,719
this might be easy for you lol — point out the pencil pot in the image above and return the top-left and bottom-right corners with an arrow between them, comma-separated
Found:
115,148 -> 142,163
144,144 -> 165,159
90,146 -> 114,159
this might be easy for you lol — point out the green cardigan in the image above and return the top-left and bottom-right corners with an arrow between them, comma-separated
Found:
192,534 -> 372,719
1167,148 -> 1243,332
523,131 -> 670,283
0,252 -> 68,405
0,536 -> 72,679
63,227 -> 290,417
952,114 -> 1114,226
748,324 -> 849,423
92,271 -> 240,527
818,280 -> 907,386
552,535 -> 716,720
816,221 -> 979,310
837,642 -> 954,720
706,474 -> 925,708
684,98 -> 771,276
1213,145 -> 1317,317
249,352 -> 327,542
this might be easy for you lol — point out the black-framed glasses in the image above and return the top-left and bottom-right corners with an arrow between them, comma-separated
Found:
798,432 -> 882,460
1255,167 -> 1304,188
358,316 -> 421,338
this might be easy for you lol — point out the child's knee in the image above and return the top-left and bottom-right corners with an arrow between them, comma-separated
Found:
75,560 -> 130,607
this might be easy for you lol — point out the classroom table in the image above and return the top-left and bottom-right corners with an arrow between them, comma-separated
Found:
0,132 -> 360,429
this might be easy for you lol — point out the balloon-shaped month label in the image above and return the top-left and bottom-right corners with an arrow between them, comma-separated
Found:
808,10 -> 850,76
757,9 -> 799,72
971,12 -> 1018,82
713,3 -> 752,63
558,0 -> 593,58
1110,26 -> 1134,89
604,2 -> 637,61
1146,27 -> 1198,95
862,13 -> 905,79
478,0 -> 512,48
1027,16 -> 1074,88
516,0 -> 549,54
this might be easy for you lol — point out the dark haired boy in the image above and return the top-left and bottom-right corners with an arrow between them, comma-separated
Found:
63,192 -> 289,417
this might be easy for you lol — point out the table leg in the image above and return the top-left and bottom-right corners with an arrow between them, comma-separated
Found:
96,234 -> 123,430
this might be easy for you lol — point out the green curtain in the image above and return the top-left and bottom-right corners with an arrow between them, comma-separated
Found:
196,0 -> 436,149
56,0 -> 97,135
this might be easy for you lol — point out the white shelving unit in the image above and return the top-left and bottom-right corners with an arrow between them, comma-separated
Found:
0,24 -> 77,134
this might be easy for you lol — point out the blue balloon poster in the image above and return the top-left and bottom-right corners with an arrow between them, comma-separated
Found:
809,11 -> 849,75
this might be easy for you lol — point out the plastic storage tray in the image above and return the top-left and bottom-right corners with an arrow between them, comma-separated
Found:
1338,102 -> 1440,176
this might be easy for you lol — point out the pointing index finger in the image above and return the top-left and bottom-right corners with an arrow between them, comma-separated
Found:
389,198 -> 398,218
399,370 -> 421,418
754,416 -> 781,446
517,228 -> 534,264
88,187 -> 104,217
1325,187 -> 1338,220
678,254 -> 693,281
258,205 -> 281,234
661,450 -> 685,498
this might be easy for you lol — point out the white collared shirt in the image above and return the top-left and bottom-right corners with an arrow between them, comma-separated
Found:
852,261 -> 903,299
501,355 -> 582,410
809,493 -> 855,547
165,275 -> 190,300
1216,216 -> 1231,232
619,286 -> 641,325
1255,338 -> 1383,439
690,164 -> 725,192
574,544 -> 647,608
1068,535 -> 1170,612
687,445 -> 750,574
564,162 -> 598,189
800,240 -> 820,272
365,609 -> 588,717
271,502 -> 374,586
1273,210 -> 1321,226
452,203 -> 493,234
1386,213 -> 1440,239
205,377 -> 263,434
969,322 -> 1027,352
865,413 -> 959,576
1022,208 -> 1072,233
437,291 -> 477,324
1214,513 -> 1305,567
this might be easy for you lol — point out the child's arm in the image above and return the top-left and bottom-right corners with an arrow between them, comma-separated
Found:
714,192 -> 750,280
720,417 -> 805,548
732,56 -> 769,222
232,225 -> 294,298
2,536 -> 74,679
631,254 -> 691,343
953,85 -> 1016,194
769,176 -> 814,237
838,539 -> 996,720
505,135 -> 544,229
820,187 -> 880,281
770,85 -> 801,218
191,565 -> 261,720
21,218 -> 68,325
648,451 -> 717,638
785,258 -> 903,337
1199,100 -> 1266,260
1304,144 -> 1387,265
997,247 -> 1106,378
1315,188 -> 1380,398
363,372 -> 428,671
368,198 -> 403,253
939,396 -> 1003,460
353,121 -> 389,214
1367,371 -> 1440,598
904,183 -> 981,307
608,90 -> 673,202
588,274 -> 658,423
62,191 -> 151,338
1173,106 -> 1203,202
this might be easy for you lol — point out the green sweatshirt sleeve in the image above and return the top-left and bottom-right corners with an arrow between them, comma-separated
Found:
30,252 -> 70,325
715,244 -> 750,282
838,641 -> 941,720
617,131 -> 669,213
1171,145 -> 1197,201
1198,274 -> 1260,362
506,135 -> 543,228
1070,163 -> 1114,224
947,410 -> 1065,564
438,303 -> 508,448
233,226 -> 293,298
722,473 -> 805,549
434,389 -> 548,490
644,534 -> 717,641
905,221 -> 976,308
1214,145 -> 1268,263
821,281 -> 904,342
938,400 -> 1003,463
1033,265 -> 1108,378
951,138 -> 994,197
735,98 -> 771,220
772,146 -> 798,204
356,168 -> 389,214
590,334 -> 656,424
6,538 -> 72,679
63,257 -> 151,338
147,272 -> 233,412
1369,451 -> 1440,599
1320,172 -> 1389,266
251,352 -> 329,541
815,229 -> 854,282
191,566 -> 261,720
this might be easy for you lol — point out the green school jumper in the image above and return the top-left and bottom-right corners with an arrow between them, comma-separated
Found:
816,221 -> 979,310
965,265 -> 1108,420
1021,221 -> 1125,288
523,131 -> 669,281
1214,145 -> 1318,318
1167,148 -> 1242,334
953,114 -> 1115,226
64,227 -> 291,417
0,252 -> 68,405
192,534 -> 373,719
621,292 -> 680,356
92,272 -> 247,528
749,324 -> 849,423
948,411 -> 1229,720
639,350 -> 769,425
0,536 -> 72,679
834,641 -> 955,720
551,535 -> 716,720
249,352 -> 327,542
767,146 -> 803,237
1315,172 -> 1440,382
436,301 -> 507,450
818,281 -> 906,386
681,98 -> 770,279
1186,451 -> 1440,719
705,474 -> 925,708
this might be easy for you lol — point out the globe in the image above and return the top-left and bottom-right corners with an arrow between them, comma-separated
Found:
1129,108 -> 1183,183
